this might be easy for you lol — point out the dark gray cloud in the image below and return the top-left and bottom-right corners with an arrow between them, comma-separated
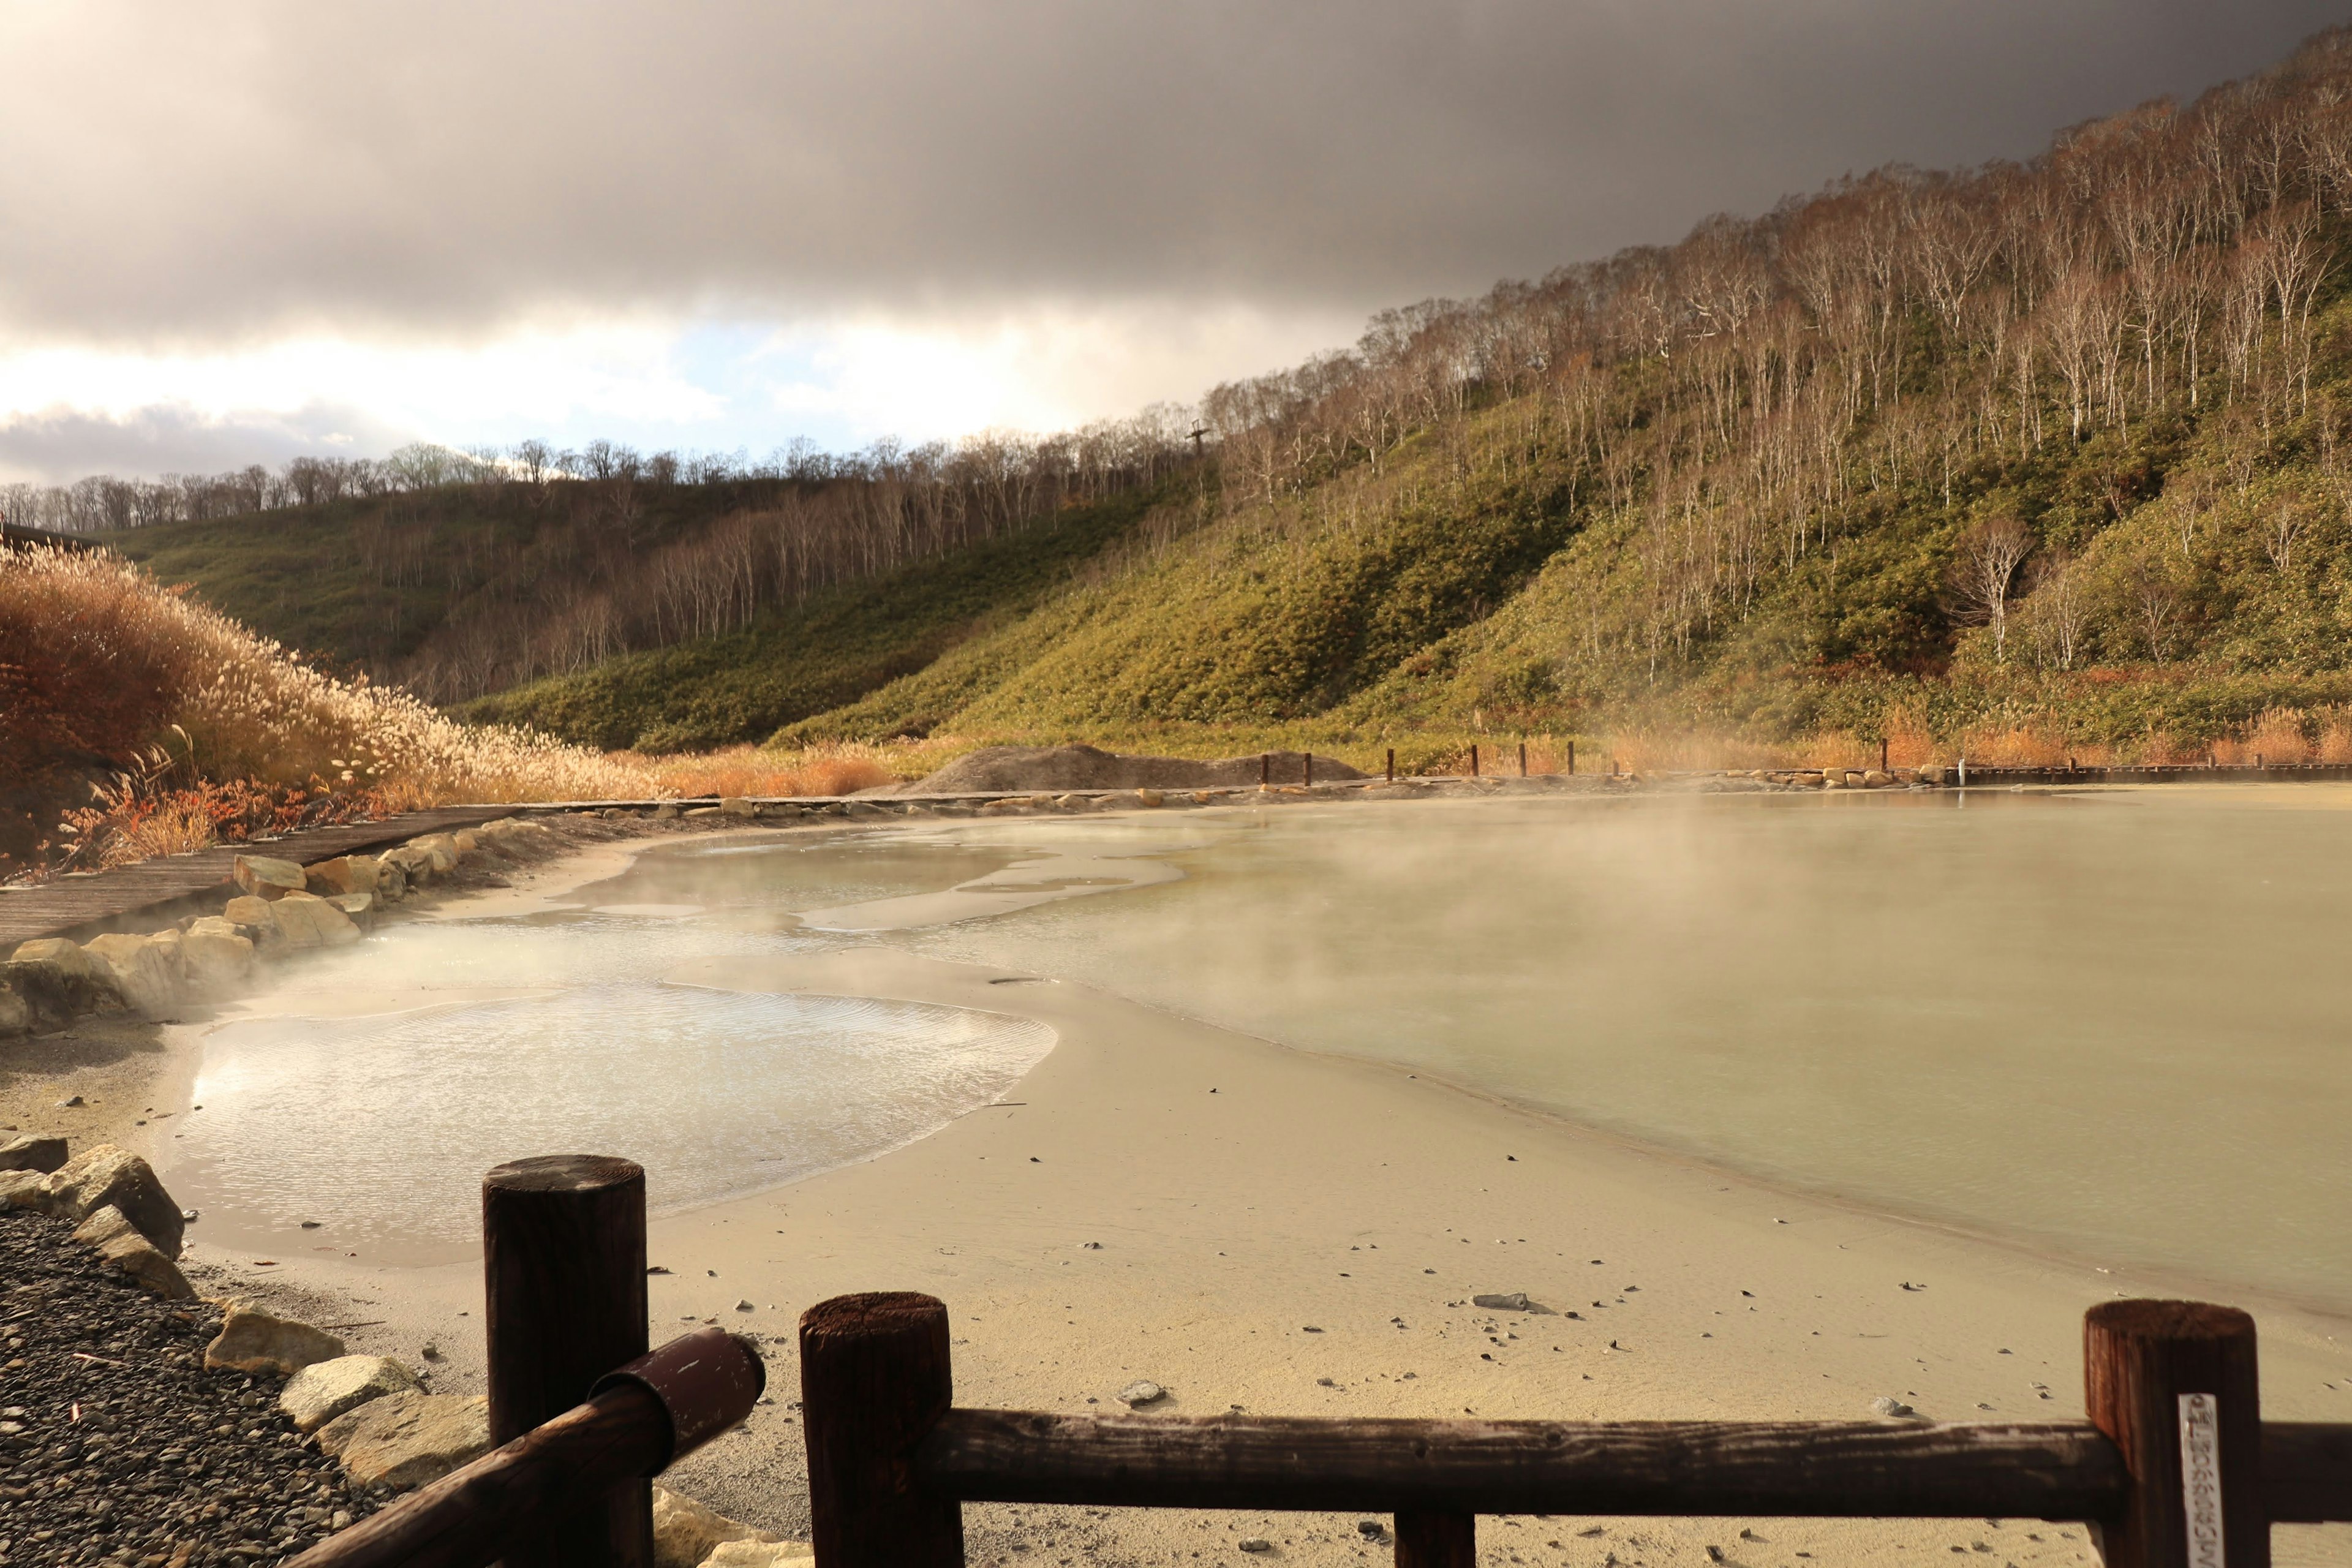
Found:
0,405 -> 409,487
1,0 -> 2341,345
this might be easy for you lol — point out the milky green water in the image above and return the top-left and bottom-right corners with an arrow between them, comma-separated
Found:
764,786 -> 2352,1313
167,786 -> 2352,1307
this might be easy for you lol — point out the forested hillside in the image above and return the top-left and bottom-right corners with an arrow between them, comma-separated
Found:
59,28 -> 2352,764
76,424 -> 1187,706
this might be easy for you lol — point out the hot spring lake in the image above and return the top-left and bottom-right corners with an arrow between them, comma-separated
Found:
157,785 -> 2352,1311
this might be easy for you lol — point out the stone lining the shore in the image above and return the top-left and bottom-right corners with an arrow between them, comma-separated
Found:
2,1136 -> 799,1564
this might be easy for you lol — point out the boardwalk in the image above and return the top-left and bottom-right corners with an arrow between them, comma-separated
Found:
0,805 -> 522,949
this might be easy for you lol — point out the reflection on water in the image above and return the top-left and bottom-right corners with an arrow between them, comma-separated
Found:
162,897 -> 1052,1262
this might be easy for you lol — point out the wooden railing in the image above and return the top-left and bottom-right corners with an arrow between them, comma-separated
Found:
273,1158 -> 2352,1568
287,1155 -> 763,1568
799,1291 -> 2352,1568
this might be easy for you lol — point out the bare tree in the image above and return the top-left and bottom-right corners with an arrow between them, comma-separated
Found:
1949,513 -> 2035,662
2024,550 -> 2090,670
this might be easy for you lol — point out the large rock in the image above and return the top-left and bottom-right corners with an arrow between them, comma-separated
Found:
314,1392 -> 491,1491
409,834 -> 461,873
205,1304 -> 347,1375
10,937 -> 97,976
0,1169 -> 45,1208
653,1486 -> 786,1568
269,891 -> 361,949
305,855 -> 381,897
71,1205 -> 193,1299
0,982 -> 30,1038
703,1543 -> 815,1567
39,1145 -> 184,1256
0,1134 -> 69,1173
182,918 -> 257,989
382,843 -> 440,884
280,1354 -> 420,1433
0,949 -> 123,1024
222,895 -> 285,954
374,856 -> 410,902
83,932 -> 184,1017
232,854 -> 308,900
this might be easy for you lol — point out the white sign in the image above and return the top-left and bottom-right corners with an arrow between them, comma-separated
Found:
2179,1391 -> 2225,1568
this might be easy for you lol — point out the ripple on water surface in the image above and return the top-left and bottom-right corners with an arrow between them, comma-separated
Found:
168,984 -> 1052,1262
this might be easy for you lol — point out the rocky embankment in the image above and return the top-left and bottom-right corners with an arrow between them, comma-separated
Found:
0,816 -> 571,1042
1,1136 -> 805,1566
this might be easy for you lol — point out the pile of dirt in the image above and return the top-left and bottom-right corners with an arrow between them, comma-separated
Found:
884,744 -> 1365,795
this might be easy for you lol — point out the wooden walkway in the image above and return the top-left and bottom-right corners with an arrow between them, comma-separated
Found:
0,805 -> 521,949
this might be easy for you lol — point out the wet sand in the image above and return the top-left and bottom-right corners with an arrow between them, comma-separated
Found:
158,819 -> 2352,1567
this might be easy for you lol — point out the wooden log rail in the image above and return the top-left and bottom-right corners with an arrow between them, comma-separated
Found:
801,1292 -> 2352,1568
284,1156 -> 766,1568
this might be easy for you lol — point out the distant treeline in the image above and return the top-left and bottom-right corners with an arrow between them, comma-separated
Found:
0,421 -> 1196,537
88,415 -> 1203,708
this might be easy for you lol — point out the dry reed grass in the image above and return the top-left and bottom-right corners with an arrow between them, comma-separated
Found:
4,545 -> 644,805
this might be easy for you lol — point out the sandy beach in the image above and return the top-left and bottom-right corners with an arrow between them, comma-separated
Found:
38,814 -> 2352,1568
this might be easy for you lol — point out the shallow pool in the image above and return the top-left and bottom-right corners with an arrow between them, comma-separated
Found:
165,786 -> 2352,1308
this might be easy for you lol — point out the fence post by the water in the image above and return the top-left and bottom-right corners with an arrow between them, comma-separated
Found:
1567,740 -> 1575,775
1395,1510 -> 1476,1566
1305,752 -> 1313,787
483,1155 -> 652,1567
1518,742 -> 1528,777
1260,753 -> 1270,786
801,1292 -> 964,1568
1880,739 -> 1889,772
1385,748 -> 1395,782
1469,744 -> 1479,777
2083,1300 -> 2266,1568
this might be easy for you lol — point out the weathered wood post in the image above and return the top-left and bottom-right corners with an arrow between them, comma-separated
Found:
802,1292 -> 964,1568
2083,1299 -> 2266,1568
1386,748 -> 1395,782
1518,742 -> 1528,777
1567,739 -> 1575,775
483,1155 -> 651,1568
1261,753 -> 1270,786
1395,1509 -> 1475,1566
1880,738 -> 1889,772
1305,752 -> 1314,787
1469,744 -> 1479,777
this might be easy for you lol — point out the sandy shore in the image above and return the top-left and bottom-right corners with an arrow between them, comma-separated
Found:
62,816 -> 2352,1566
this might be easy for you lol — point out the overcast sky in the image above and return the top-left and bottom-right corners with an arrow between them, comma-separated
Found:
0,0 -> 2342,483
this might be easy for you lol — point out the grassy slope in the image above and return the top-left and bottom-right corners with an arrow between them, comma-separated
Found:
457,486 -> 1169,751
105,500 -> 450,674
109,301 -> 2352,764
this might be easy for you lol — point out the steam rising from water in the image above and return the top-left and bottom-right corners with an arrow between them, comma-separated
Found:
164,793 -> 2352,1309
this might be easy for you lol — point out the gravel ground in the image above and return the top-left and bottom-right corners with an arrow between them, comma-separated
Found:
0,1210 -> 382,1567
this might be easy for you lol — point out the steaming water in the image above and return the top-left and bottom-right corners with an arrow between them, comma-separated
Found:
167,789 -> 2352,1308
160,868 -> 1055,1262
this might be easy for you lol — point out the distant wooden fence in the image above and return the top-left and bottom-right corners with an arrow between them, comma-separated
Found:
801,1291 -> 2352,1568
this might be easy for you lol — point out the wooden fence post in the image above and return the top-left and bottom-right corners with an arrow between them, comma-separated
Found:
1305,752 -> 1313,787
483,1155 -> 651,1568
1395,1510 -> 1475,1566
1386,748 -> 1395,782
1469,745 -> 1479,777
1567,740 -> 1575,775
802,1292 -> 965,1568
1518,742 -> 1528,777
2084,1299 -> 2266,1568
1261,753 -> 1270,786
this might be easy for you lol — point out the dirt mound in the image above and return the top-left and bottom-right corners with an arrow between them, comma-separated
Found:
886,744 -> 1365,795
